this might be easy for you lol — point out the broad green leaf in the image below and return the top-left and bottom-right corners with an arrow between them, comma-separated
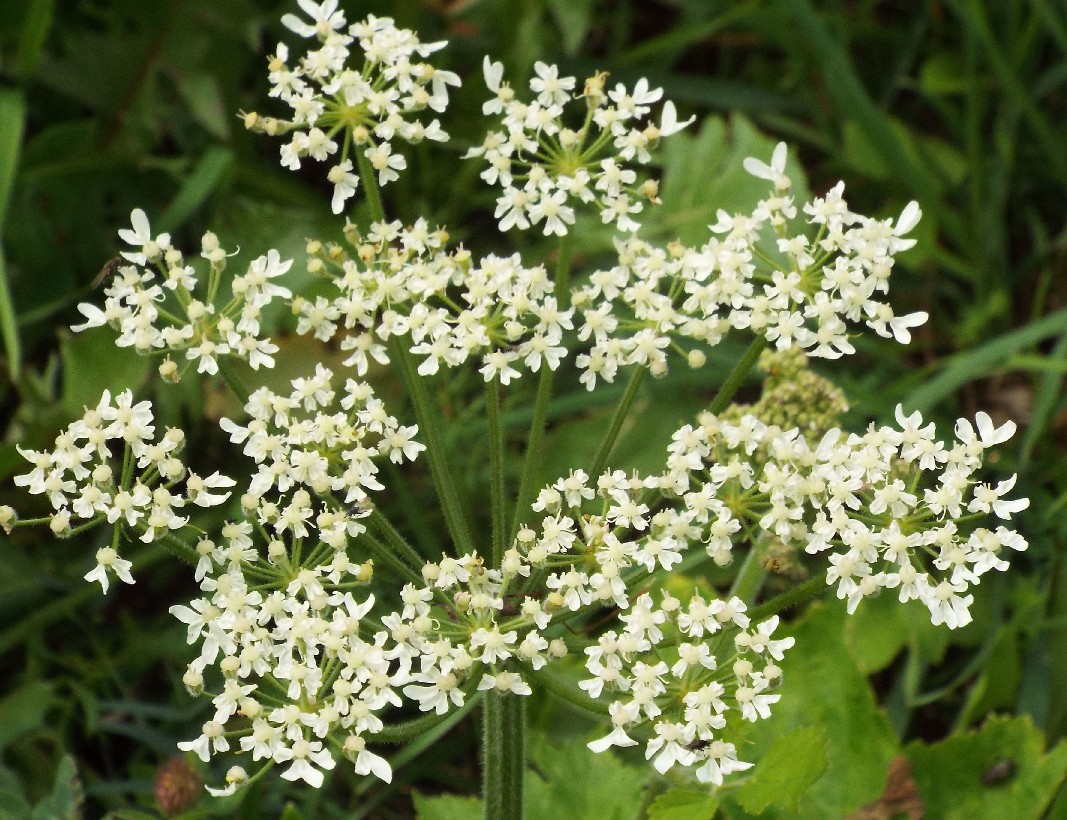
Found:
413,793 -> 483,820
59,328 -> 150,417
906,715 -> 1067,819
734,727 -> 829,814
525,737 -> 645,820
844,589 -> 953,674
728,603 -> 899,817
648,789 -> 719,820
0,681 -> 53,750
652,113 -> 810,248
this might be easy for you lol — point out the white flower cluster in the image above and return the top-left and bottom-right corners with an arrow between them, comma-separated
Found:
73,210 -> 291,376
172,528 -> 389,789
249,3 -> 459,213
295,220 -> 574,384
584,594 -> 792,787
465,60 -> 693,235
566,147 -> 927,390
219,364 -> 425,543
12,389 -> 234,592
657,407 -> 1028,629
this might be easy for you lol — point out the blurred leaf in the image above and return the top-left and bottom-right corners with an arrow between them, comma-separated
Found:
59,328 -> 151,416
16,0 -> 55,80
734,726 -> 829,813
919,52 -> 970,95
525,737 -> 645,820
30,755 -> 83,820
0,762 -> 32,818
0,681 -> 53,750
172,72 -> 231,140
157,146 -> 234,234
904,307 -> 1067,412
0,89 -> 26,381
647,789 -> 718,820
546,0 -> 595,57
905,715 -> 1067,819
954,629 -> 1021,729
413,793 -> 483,819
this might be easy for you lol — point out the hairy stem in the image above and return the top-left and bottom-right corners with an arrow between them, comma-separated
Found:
483,692 -> 525,820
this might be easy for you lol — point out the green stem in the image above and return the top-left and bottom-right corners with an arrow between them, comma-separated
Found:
217,357 -> 251,406
355,148 -> 386,223
511,366 -> 554,539
483,692 -> 525,820
510,238 -> 574,539
487,377 -> 507,568
589,365 -> 647,478
728,544 -> 767,606
367,507 -> 427,572
747,575 -> 826,622
708,335 -> 769,415
392,339 -> 475,556
157,532 -> 199,566
359,526 -> 426,588
532,667 -> 611,715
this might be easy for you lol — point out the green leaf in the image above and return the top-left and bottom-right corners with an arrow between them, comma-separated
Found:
279,803 -> 307,820
413,793 -> 483,820
59,329 -> 150,417
16,0 -> 55,80
157,146 -> 234,234
734,727 -> 829,814
653,113 -> 810,247
727,603 -> 899,816
30,756 -> 82,820
525,737 -> 645,820
905,715 -> 1067,819
0,762 -> 31,818
0,89 -> 26,382
0,681 -> 53,750
904,307 -> 1067,412
647,789 -> 719,820
172,73 -> 230,140
546,0 -> 596,56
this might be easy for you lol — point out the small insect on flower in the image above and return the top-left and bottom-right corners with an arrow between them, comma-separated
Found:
92,256 -> 124,289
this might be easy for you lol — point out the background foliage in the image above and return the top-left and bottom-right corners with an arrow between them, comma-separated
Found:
1,0 -> 1065,817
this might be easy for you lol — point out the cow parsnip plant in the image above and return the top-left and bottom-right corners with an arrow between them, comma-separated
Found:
2,2 -> 1029,816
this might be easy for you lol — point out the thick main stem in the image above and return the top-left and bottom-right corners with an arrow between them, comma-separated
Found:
482,692 -> 525,820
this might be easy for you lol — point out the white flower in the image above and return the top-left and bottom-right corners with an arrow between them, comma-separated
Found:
83,546 -> 134,594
